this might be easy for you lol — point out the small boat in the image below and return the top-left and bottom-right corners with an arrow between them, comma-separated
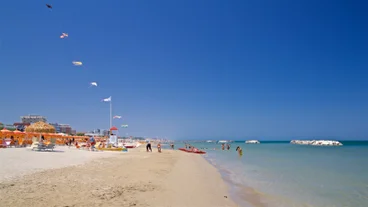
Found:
178,148 -> 206,154
123,143 -> 136,148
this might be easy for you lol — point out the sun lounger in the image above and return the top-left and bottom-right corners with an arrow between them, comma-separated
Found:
45,143 -> 55,151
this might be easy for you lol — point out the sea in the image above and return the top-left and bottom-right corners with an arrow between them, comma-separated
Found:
172,141 -> 368,207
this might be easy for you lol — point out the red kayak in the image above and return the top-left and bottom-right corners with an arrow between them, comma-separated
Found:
178,148 -> 206,154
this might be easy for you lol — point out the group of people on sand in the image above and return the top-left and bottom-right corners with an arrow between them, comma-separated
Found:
146,141 -> 161,153
67,136 -> 97,151
145,142 -> 175,153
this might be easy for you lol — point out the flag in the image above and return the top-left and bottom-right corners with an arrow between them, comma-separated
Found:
113,116 -> 122,119
121,125 -> 128,128
101,96 -> 111,102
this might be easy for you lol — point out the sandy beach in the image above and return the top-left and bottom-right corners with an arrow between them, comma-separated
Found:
0,146 -> 237,207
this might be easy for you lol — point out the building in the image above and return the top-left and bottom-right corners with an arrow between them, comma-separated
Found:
59,124 -> 72,134
21,115 -> 47,124
49,123 -> 73,134
13,122 -> 31,131
49,123 -> 61,133
103,130 -> 109,136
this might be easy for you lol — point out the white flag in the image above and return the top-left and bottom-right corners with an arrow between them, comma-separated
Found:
101,96 -> 111,102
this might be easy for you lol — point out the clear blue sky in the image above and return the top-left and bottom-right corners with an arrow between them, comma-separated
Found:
0,0 -> 367,140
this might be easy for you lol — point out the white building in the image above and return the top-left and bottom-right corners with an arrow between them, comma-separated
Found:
21,115 -> 47,124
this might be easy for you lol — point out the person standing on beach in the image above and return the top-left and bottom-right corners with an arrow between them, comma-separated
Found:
221,143 -> 225,150
236,146 -> 243,157
89,136 -> 96,151
157,142 -> 162,153
227,144 -> 230,150
146,141 -> 152,152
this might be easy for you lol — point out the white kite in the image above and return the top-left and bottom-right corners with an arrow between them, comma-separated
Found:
89,82 -> 97,87
113,115 -> 122,119
121,125 -> 128,128
60,33 -> 68,39
72,61 -> 83,66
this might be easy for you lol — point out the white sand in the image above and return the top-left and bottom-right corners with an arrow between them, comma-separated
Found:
0,146 -> 118,182
0,147 -> 238,207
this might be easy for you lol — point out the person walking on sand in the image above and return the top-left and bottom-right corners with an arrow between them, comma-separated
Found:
146,141 -> 152,152
157,142 -> 162,153
89,136 -> 96,151
236,146 -> 243,157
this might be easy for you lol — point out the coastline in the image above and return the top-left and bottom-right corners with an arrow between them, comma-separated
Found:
0,146 -> 237,207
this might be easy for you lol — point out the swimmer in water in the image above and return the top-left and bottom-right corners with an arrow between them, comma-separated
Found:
236,146 -> 243,157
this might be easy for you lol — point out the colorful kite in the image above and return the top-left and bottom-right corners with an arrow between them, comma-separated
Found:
60,33 -> 68,39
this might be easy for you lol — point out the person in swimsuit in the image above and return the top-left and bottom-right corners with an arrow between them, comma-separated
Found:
157,142 -> 162,153
146,142 -> 152,152
236,146 -> 243,157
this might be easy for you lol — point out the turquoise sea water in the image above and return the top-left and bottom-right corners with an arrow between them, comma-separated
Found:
174,141 -> 368,207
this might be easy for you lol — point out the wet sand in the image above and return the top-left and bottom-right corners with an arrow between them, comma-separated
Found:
0,146 -> 237,207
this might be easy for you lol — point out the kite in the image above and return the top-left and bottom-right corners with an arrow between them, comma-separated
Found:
72,61 -> 82,66
46,4 -> 52,9
89,82 -> 97,87
60,33 -> 68,39
121,125 -> 128,128
113,116 -> 122,119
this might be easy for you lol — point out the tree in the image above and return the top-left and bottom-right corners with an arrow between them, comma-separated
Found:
76,132 -> 85,136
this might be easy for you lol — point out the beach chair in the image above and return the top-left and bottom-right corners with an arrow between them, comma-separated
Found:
30,137 -> 40,150
45,143 -> 55,151
45,138 -> 56,151
32,143 -> 46,151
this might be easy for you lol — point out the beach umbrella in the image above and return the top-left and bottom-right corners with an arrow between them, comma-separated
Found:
1,128 -> 12,138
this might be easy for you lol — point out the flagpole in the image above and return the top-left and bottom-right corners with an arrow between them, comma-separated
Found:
110,96 -> 112,129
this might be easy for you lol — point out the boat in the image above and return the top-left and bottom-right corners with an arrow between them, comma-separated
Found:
178,148 -> 206,154
217,140 -> 228,143
245,140 -> 260,144
123,143 -> 136,148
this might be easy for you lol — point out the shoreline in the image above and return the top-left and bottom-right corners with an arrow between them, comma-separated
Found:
0,146 -> 238,207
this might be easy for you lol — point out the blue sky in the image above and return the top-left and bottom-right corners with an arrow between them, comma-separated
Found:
0,0 -> 367,140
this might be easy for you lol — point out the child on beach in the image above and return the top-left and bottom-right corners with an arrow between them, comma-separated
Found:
157,142 -> 162,153
236,146 -> 243,157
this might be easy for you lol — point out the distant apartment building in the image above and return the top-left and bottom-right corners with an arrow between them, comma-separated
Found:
103,130 -> 109,136
59,124 -> 72,134
49,123 -> 61,133
49,123 -> 73,134
21,115 -> 47,124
